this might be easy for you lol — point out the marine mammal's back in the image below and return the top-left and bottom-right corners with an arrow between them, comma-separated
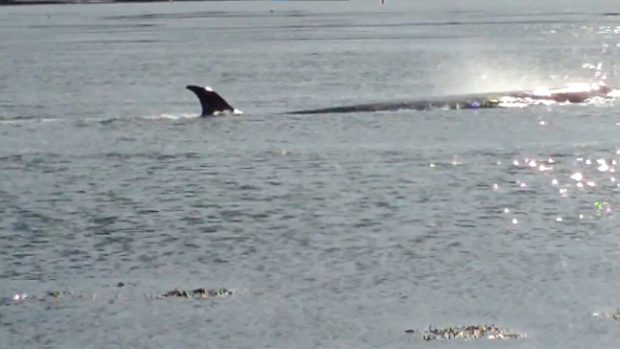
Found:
186,83 -> 613,117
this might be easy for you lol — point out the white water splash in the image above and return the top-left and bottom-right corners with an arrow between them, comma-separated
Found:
140,113 -> 200,121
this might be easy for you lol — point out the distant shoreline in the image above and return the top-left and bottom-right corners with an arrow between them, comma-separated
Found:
1,0 -> 348,5
0,0 -> 172,5
1,0 -> 345,5
0,0 -> 219,5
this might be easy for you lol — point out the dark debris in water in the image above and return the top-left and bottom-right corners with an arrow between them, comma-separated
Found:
405,324 -> 525,341
161,288 -> 233,299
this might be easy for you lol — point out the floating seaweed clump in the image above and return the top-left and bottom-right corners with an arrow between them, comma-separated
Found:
46,290 -> 75,298
4,286 -> 235,306
162,288 -> 233,299
406,324 -> 525,341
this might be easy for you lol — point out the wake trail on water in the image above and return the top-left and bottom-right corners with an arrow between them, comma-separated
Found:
0,115 -> 64,125
94,113 -> 201,124
137,113 -> 200,121
0,113 -> 202,126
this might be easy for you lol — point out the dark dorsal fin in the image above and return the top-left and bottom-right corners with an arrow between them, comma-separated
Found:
186,85 -> 237,116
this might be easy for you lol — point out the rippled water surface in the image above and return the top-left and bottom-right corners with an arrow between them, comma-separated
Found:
1,1 -> 620,348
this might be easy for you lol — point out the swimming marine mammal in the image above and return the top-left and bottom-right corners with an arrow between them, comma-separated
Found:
185,83 -> 613,116
185,85 -> 244,116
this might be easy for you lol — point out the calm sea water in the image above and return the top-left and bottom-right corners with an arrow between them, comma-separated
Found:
1,1 -> 620,348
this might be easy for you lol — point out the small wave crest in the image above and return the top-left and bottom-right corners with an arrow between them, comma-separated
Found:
138,113 -> 200,121
92,113 -> 200,124
79,113 -> 201,126
608,89 -> 620,98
